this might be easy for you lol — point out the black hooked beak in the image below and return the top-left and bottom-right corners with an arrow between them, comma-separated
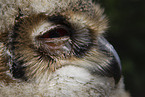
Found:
98,36 -> 122,84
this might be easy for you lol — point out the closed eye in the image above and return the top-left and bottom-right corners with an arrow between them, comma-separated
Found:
39,26 -> 70,39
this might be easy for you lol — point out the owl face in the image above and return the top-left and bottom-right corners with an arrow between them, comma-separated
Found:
0,0 -> 121,84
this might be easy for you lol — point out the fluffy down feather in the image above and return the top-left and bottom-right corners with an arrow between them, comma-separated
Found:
0,0 -> 130,97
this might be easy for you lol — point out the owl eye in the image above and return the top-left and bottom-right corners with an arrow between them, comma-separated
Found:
40,27 -> 70,38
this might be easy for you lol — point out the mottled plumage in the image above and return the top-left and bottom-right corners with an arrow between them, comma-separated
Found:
0,0 -> 130,97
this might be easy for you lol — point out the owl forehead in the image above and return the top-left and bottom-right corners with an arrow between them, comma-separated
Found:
29,0 -> 93,14
0,0 -> 107,35
28,0 -> 106,35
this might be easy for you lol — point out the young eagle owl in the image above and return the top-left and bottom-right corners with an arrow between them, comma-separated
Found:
0,0 -> 130,97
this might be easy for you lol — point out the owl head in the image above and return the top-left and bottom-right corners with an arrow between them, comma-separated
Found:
0,0 -> 121,84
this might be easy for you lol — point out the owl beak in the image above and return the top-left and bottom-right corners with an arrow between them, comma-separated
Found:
98,36 -> 122,84
98,36 -> 121,67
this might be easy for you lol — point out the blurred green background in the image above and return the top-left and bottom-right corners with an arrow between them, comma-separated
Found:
93,0 -> 145,97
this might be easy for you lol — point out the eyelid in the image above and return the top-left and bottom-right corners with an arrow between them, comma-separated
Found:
32,22 -> 66,37
39,25 -> 62,35
37,25 -> 70,39
41,25 -> 69,35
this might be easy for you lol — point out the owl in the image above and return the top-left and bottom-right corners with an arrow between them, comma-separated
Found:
0,0 -> 130,97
